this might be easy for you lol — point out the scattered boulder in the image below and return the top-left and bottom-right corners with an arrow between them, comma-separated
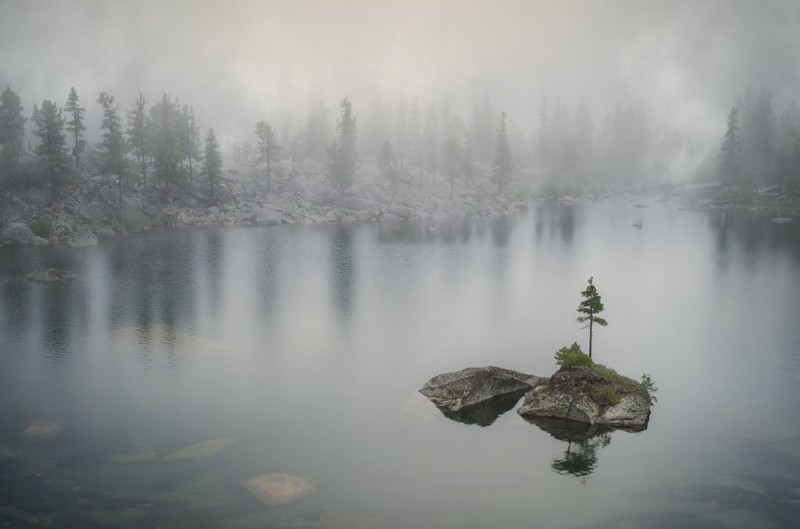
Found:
419,366 -> 545,413
596,393 -> 651,429
25,269 -> 76,282
66,231 -> 98,248
243,473 -> 316,507
22,420 -> 62,439
256,206 -> 283,226
0,223 -> 49,246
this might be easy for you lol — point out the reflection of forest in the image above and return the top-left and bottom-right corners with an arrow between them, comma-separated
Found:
525,417 -> 613,478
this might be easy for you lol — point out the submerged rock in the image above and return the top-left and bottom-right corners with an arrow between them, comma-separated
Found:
26,269 -> 76,282
160,438 -> 235,461
419,366 -> 545,413
110,451 -> 157,464
243,473 -> 316,507
517,366 -> 650,431
22,420 -> 62,439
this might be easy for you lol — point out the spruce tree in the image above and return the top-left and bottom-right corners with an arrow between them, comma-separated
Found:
719,106 -> 741,192
0,85 -> 26,194
32,100 -> 70,199
203,128 -> 222,204
492,111 -> 512,195
127,93 -> 148,193
255,120 -> 279,193
328,97 -> 357,202
378,141 -> 398,194
147,94 -> 181,196
64,87 -> 86,168
97,91 -> 128,206
576,276 -> 608,360
442,137 -> 460,199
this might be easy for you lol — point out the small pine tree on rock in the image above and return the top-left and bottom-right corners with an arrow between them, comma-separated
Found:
576,276 -> 608,359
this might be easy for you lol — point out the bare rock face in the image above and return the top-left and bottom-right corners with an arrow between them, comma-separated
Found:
518,387 -> 601,425
419,366 -> 546,413
596,393 -> 651,429
243,473 -> 316,507
25,269 -> 76,282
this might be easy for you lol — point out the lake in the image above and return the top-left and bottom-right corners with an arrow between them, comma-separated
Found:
1,199 -> 799,528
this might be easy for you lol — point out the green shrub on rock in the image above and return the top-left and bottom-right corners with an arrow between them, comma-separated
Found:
554,342 -> 593,368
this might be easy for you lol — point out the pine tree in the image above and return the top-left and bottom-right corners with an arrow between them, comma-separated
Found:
127,92 -> 148,193
147,94 -> 181,196
719,106 -> 741,192
492,111 -> 512,195
32,100 -> 70,199
422,107 -> 439,183
576,276 -> 608,360
203,128 -> 222,204
328,97 -> 357,202
97,91 -> 129,206
255,120 -> 279,193
0,85 -> 26,194
64,87 -> 86,169
178,104 -> 200,184
378,141 -> 398,194
442,137 -> 460,199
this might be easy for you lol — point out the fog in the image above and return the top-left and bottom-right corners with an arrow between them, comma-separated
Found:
2,0 -> 799,176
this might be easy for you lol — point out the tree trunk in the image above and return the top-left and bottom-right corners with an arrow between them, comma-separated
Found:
588,317 -> 593,360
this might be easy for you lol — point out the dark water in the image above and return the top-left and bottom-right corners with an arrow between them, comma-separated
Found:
1,199 -> 799,528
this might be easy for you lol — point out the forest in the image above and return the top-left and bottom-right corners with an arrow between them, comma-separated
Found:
1,83 -> 800,223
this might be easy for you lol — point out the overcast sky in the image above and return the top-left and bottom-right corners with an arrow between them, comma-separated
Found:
1,0 -> 799,154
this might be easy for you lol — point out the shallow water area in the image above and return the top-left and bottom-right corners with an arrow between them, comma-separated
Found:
1,199 -> 799,528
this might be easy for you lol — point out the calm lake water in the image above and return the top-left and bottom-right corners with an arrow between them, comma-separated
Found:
1,199 -> 799,528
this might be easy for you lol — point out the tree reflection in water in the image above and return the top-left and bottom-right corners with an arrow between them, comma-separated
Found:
524,417 -> 614,479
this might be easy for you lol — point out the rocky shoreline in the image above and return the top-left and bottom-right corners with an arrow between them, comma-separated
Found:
0,173 -> 530,249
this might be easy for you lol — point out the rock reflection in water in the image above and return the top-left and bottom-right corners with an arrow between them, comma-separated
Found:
436,390 -> 528,427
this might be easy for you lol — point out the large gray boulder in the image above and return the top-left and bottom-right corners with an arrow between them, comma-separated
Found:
517,366 -> 650,431
420,366 -> 545,413
66,230 -> 98,248
255,206 -> 283,226
0,223 -> 49,246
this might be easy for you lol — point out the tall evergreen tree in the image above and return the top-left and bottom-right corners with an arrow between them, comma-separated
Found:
719,106 -> 741,191
147,94 -> 181,196
576,276 -> 608,360
537,97 -> 549,168
97,91 -> 128,206
64,87 -> 86,169
492,111 -> 512,195
378,141 -> 398,194
422,107 -> 439,183
255,120 -> 279,193
127,92 -> 148,192
328,97 -> 357,202
203,128 -> 222,204
0,85 -> 26,194
32,100 -> 70,199
178,104 -> 200,184
442,137 -> 460,199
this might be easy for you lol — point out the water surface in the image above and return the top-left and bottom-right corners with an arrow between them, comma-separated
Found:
1,199 -> 799,528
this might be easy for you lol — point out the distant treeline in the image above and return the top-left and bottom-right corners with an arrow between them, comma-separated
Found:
714,88 -> 800,196
1,84 -> 797,209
